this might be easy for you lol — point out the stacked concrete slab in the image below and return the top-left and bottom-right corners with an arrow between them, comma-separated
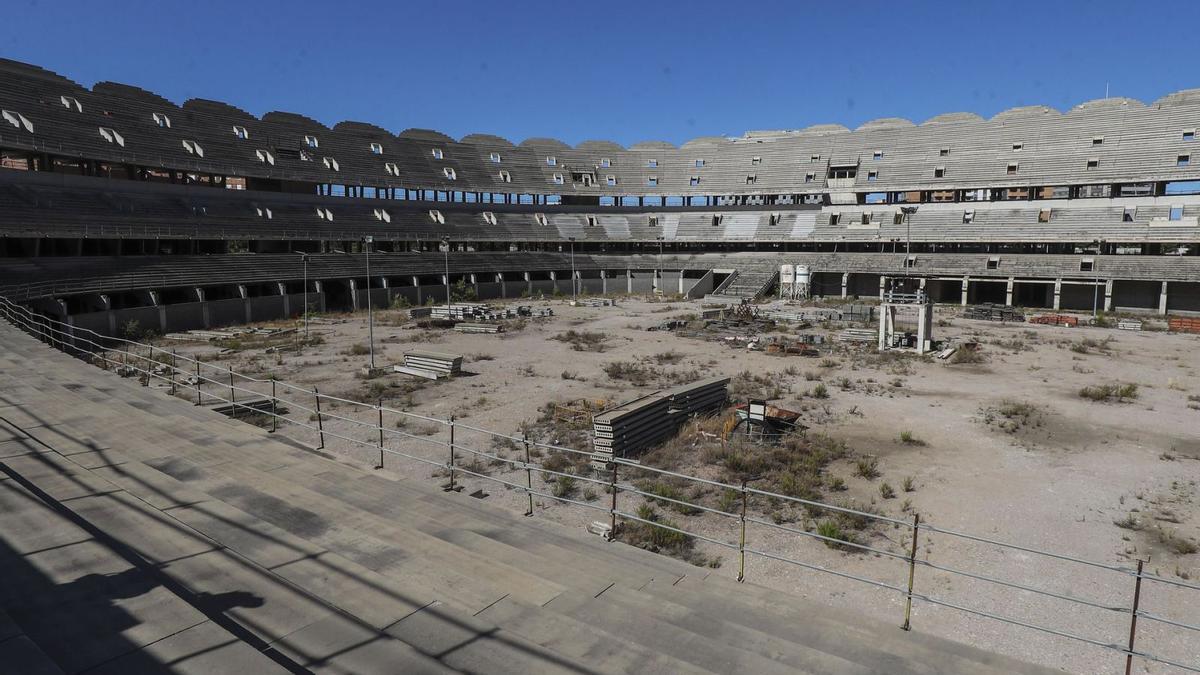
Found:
395,350 -> 463,379
592,377 -> 729,459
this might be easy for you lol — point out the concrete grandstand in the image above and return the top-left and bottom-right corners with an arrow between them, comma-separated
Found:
1,57 -> 1200,334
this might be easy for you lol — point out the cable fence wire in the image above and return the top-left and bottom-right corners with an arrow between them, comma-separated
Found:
2,294 -> 1200,674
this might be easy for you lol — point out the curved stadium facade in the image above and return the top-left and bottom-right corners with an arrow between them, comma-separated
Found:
2,57 -> 1200,333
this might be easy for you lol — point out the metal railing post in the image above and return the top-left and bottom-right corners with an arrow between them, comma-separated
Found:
194,360 -> 202,405
227,366 -> 236,407
608,460 -> 618,541
738,480 -> 749,582
902,513 -> 921,631
376,398 -> 384,469
522,433 -> 534,516
269,379 -> 277,432
1125,558 -> 1146,675
169,350 -> 178,396
313,387 -> 325,449
444,415 -> 457,491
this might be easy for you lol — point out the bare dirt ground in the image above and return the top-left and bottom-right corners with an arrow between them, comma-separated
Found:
154,294 -> 1200,674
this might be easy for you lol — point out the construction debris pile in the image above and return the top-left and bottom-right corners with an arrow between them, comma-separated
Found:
591,376 -> 729,462
1030,314 -> 1080,327
410,303 -> 552,321
964,304 -> 1025,322
163,326 -> 295,342
837,328 -> 877,343
394,350 -> 463,380
759,303 -> 875,324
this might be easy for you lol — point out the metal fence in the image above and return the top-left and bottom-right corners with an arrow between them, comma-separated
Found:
1,294 -> 1197,674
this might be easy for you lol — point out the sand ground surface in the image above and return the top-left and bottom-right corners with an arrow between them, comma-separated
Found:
153,295 -> 1200,674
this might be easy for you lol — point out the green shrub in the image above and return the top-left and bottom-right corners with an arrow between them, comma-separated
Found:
853,457 -> 880,480
816,520 -> 854,549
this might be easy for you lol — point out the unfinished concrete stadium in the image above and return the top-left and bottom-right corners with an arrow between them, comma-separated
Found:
1,57 -> 1199,674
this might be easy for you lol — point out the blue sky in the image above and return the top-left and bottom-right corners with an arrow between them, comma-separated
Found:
4,0 -> 1199,147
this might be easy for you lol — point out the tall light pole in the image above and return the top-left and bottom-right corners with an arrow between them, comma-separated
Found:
901,206 -> 919,284
568,237 -> 577,304
442,235 -> 451,315
364,236 -> 375,370
656,236 -> 664,294
293,251 -> 310,342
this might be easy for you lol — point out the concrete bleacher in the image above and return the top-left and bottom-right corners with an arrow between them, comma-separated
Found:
0,317 -> 1059,674
5,57 -> 1200,199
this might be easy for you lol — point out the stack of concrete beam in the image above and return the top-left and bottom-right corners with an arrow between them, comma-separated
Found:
592,378 -> 729,459
394,350 -> 463,379
431,303 -> 491,320
592,393 -> 672,459
453,322 -> 502,334
838,328 -> 877,343
839,304 -> 877,322
665,376 -> 730,416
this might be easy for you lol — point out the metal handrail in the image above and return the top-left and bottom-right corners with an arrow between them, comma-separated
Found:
1,293 -> 1197,674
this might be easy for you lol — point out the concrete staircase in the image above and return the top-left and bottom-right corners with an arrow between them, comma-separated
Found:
715,267 -> 778,300
0,322 -> 1059,675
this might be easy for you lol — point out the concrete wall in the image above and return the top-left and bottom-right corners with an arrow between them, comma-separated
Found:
208,298 -> 246,328
163,301 -> 207,332
847,273 -> 881,298
111,306 -> 161,337
1111,280 -> 1160,312
580,278 -> 605,295
475,282 -> 504,300
248,296 -> 285,323
629,271 -> 654,293
1167,282 -> 1200,312
1060,283 -> 1100,311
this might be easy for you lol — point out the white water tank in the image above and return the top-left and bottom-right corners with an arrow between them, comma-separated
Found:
780,264 -> 795,285
795,265 -> 811,285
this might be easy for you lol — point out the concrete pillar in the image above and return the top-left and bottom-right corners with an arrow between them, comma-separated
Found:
1159,281 -> 1169,315
1005,277 -> 1014,307
878,276 -> 887,301
524,271 -> 533,297
1104,279 -> 1113,312
412,276 -> 422,305
961,276 -> 970,306
600,270 -> 608,295
278,283 -> 290,319
627,269 -> 634,294
349,279 -> 360,311
1053,278 -> 1062,310
313,281 -> 326,312
841,272 -> 849,299
469,273 -> 478,299
496,272 -> 506,298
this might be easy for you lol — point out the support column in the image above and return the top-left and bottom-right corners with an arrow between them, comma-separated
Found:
600,270 -> 608,295
237,285 -> 251,324
841,272 -> 849,299
961,276 -> 970,306
524,271 -> 533,297
496,272 -> 506,298
1159,281 -> 1169,315
313,280 -> 325,312
879,275 -> 887,301
278,282 -> 289,319
349,279 -> 360,312
412,276 -> 422,306
1005,277 -> 1014,307
627,269 -> 634,294
1104,279 -> 1114,312
1053,278 -> 1062,310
